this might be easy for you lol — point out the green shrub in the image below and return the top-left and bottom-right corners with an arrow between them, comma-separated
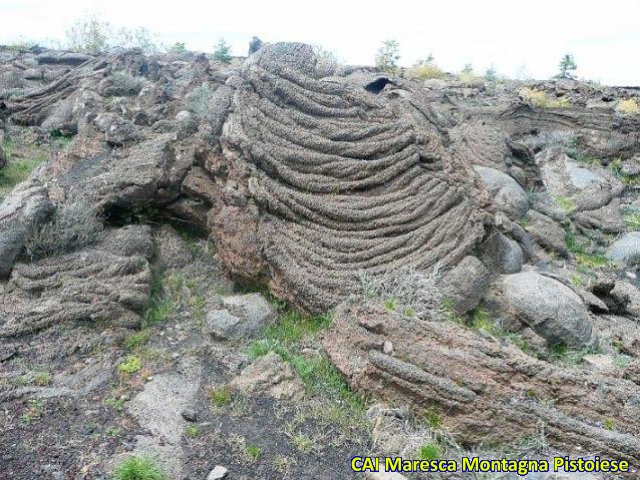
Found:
113,456 -> 167,480
108,72 -> 143,96
187,84 -> 214,119
25,200 -> 103,260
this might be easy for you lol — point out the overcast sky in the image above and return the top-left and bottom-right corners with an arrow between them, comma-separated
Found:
1,0 -> 639,85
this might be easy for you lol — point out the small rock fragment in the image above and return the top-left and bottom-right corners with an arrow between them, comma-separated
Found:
582,354 -> 618,376
180,408 -> 197,422
207,465 -> 229,479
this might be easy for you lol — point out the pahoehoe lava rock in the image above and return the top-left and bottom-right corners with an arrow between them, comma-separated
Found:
324,301 -> 640,461
212,43 -> 492,313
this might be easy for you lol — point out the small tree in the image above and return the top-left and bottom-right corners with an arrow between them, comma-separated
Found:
415,53 -> 435,65
485,65 -> 497,82
213,38 -> 232,64
114,26 -> 158,53
375,39 -> 400,73
168,42 -> 187,54
66,15 -> 111,53
557,54 -> 577,79
461,63 -> 474,74
65,15 -> 158,53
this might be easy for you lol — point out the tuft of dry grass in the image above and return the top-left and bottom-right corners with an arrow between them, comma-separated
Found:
615,98 -> 639,116
407,63 -> 446,80
520,87 -> 570,108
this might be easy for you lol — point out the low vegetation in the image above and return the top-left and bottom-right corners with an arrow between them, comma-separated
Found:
20,399 -> 45,424
108,72 -> 144,96
245,444 -> 263,461
457,64 -> 483,87
246,295 -> 367,448
66,14 -> 158,53
187,84 -> 215,120
407,58 -> 446,80
118,355 -> 142,375
0,138 -> 49,197
208,386 -> 232,407
615,98 -> 639,116
520,87 -> 570,108
624,211 -> 640,230
25,199 -> 103,260
184,425 -> 201,438
213,38 -> 232,64
418,442 -> 442,461
564,228 -> 613,269
113,455 -> 167,480
142,271 -> 177,327
375,39 -> 400,73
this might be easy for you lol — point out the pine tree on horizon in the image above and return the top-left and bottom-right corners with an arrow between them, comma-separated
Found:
557,53 -> 577,79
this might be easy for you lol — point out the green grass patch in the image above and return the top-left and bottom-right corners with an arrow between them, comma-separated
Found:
118,355 -> 142,375
123,330 -> 150,350
20,399 -> 44,424
625,212 -> 640,230
292,434 -> 315,453
402,306 -> 415,317
603,418 -> 615,431
253,308 -> 331,348
575,253 -> 612,269
423,408 -> 443,429
113,455 -> 167,480
570,274 -> 585,287
290,355 -> 364,409
103,396 -> 126,413
208,386 -> 232,407
247,301 -> 365,415
418,443 -> 442,461
0,139 -> 48,196
142,271 -> 176,327
555,195 -> 576,214
32,372 -> 52,386
384,297 -> 397,311
245,444 -> 263,461
548,342 -> 595,364
565,229 -> 613,269
184,425 -> 201,438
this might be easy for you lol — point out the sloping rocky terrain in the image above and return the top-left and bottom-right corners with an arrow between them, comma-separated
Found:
1,42 -> 640,479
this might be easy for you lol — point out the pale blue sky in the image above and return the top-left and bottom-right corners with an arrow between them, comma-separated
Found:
1,0 -> 639,85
